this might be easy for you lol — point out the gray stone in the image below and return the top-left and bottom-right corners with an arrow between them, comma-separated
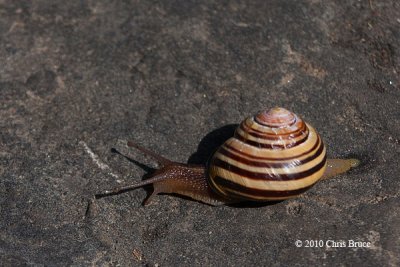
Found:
1,0 -> 399,266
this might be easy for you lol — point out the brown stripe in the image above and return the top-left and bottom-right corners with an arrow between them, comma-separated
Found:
211,176 -> 316,199
240,121 -> 307,140
218,137 -> 323,168
234,131 -> 308,149
212,153 -> 327,181
255,116 -> 298,128
224,136 -> 323,161
242,119 -> 305,135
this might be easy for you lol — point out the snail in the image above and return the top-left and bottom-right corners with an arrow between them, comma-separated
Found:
95,107 -> 359,205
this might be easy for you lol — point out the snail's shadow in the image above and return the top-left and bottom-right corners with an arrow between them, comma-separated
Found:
187,124 -> 238,165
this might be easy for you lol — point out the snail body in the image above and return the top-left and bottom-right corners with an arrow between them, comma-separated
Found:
96,107 -> 359,205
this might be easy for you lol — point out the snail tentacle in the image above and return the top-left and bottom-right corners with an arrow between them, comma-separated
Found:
95,172 -> 172,200
127,140 -> 173,167
96,142 -> 224,205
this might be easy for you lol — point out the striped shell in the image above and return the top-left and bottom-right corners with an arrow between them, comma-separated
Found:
207,107 -> 327,202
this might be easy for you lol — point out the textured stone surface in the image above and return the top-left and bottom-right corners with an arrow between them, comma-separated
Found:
1,1 -> 399,266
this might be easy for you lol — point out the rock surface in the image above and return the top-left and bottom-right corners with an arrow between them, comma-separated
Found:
1,1 -> 399,266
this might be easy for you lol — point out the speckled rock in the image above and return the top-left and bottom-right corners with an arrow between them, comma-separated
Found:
1,1 -> 399,266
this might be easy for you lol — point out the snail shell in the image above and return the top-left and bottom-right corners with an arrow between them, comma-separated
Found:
208,107 -> 326,201
96,107 -> 358,206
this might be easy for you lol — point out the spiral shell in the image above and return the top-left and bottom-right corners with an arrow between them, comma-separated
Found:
207,107 -> 327,201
